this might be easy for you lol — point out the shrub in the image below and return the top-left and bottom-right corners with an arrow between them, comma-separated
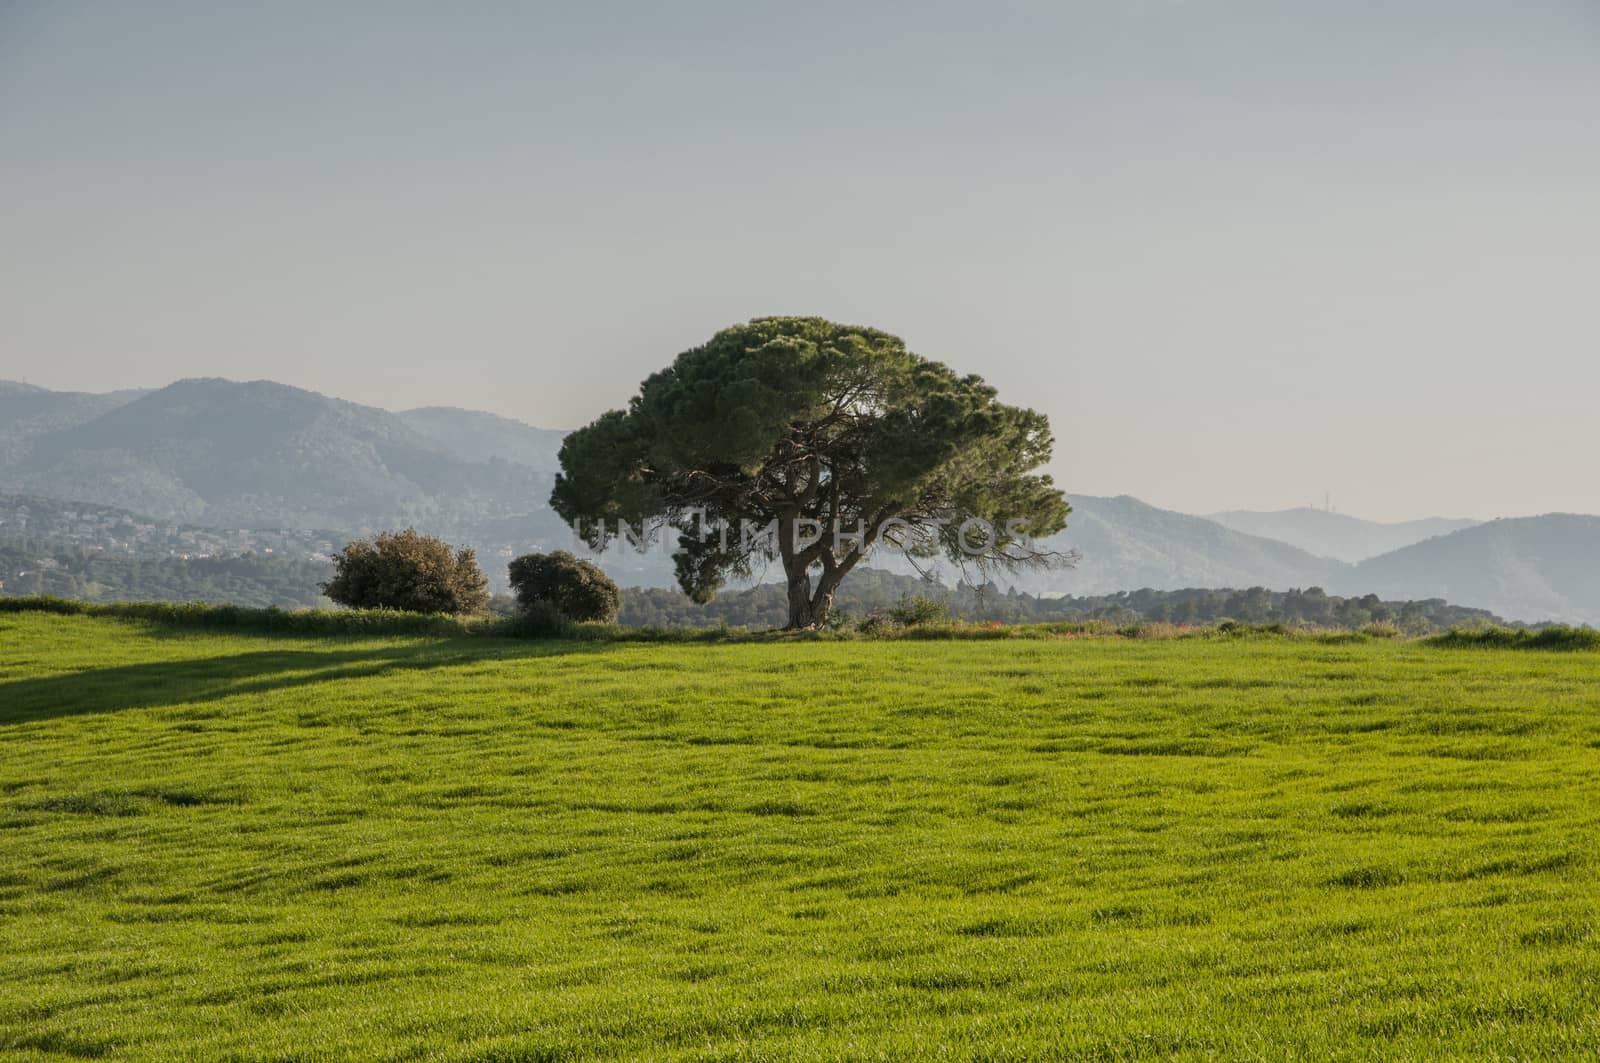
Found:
852,595 -> 950,636
1428,625 -> 1600,651
506,551 -> 620,624
855,612 -> 897,637
887,595 -> 948,626
321,529 -> 489,615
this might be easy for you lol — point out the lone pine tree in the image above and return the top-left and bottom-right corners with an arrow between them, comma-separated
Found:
551,317 -> 1070,629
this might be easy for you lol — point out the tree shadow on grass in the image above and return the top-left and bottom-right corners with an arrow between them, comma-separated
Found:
0,640 -> 606,725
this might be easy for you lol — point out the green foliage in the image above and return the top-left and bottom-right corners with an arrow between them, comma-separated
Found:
4,613 -> 1600,1058
551,317 -> 1069,627
322,529 -> 489,615
856,593 -> 951,635
506,550 -> 620,623
886,594 -> 950,627
1428,624 -> 1600,651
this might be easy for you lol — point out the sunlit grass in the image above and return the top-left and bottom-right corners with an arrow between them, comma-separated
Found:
2,613 -> 1599,1060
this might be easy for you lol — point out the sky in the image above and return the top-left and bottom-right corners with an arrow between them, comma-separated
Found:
2,1 -> 1597,523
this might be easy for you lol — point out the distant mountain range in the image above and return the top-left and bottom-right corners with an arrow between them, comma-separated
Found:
397,406 -> 568,475
1348,515 -> 1600,626
1024,499 -> 1598,626
0,378 -> 567,540
0,380 -> 150,467
1026,495 -> 1349,594
1208,507 -> 1479,563
2,378 -> 1596,624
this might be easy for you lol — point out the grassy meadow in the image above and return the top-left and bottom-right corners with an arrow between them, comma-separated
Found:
2,612 -> 1599,1060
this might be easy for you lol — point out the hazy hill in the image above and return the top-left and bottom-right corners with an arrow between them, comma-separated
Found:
398,407 -> 568,473
986,495 -> 1351,595
1027,504 -> 1599,623
1209,507 -> 1479,562
1344,515 -> 1600,625
0,380 -> 147,467
0,379 -> 563,535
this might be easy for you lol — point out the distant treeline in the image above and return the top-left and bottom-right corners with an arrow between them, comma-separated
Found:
619,569 -> 1508,633
0,542 -> 331,608
1,544 -> 1510,633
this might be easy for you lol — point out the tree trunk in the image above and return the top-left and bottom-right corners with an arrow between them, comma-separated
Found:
808,567 -> 845,629
784,560 -> 849,630
806,587 -> 837,629
784,565 -> 816,630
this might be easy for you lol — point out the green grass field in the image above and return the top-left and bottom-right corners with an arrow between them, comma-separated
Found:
3,613 -> 1599,1061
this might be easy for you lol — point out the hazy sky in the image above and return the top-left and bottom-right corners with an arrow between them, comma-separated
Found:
3,1 -> 1596,522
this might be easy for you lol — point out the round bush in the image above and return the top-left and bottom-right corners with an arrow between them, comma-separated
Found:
507,551 -> 620,623
321,529 -> 489,615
